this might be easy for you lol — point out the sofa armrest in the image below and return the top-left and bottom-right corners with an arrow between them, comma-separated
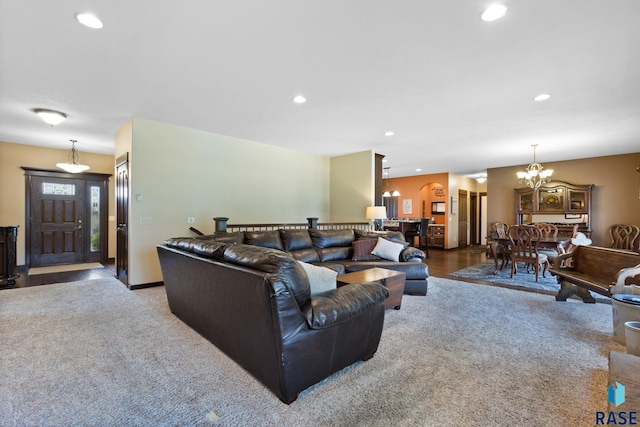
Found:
302,283 -> 388,329
402,246 -> 426,262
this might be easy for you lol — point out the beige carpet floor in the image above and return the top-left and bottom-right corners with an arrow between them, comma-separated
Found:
0,276 -> 626,426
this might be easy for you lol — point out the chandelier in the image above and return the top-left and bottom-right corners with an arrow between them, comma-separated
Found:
516,144 -> 553,190
382,167 -> 400,197
56,139 -> 90,173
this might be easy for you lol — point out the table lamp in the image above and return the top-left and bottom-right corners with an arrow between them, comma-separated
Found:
366,206 -> 388,231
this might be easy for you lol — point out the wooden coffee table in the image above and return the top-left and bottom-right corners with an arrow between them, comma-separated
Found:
337,267 -> 406,310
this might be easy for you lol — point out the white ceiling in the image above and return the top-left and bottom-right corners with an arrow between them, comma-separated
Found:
1,1 -> 639,178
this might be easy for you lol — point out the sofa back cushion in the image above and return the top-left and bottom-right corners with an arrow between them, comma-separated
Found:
164,237 -> 203,253
279,229 -> 312,251
193,241 -> 228,259
309,229 -> 355,262
244,230 -> 284,251
223,244 -> 310,306
309,228 -> 355,248
279,229 -> 321,262
209,232 -> 245,244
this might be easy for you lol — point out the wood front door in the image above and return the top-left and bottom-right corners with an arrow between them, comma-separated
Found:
23,168 -> 111,268
29,175 -> 85,266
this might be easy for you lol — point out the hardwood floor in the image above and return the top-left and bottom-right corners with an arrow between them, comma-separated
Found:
423,246 -> 487,278
4,259 -> 117,289
1,248 -> 489,291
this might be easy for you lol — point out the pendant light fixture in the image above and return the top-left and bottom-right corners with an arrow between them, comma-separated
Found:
382,167 -> 400,197
516,144 -> 553,190
56,139 -> 90,173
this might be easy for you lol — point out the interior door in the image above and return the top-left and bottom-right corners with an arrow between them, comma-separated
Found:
29,176 -> 85,266
470,192 -> 478,245
458,190 -> 468,248
115,154 -> 129,285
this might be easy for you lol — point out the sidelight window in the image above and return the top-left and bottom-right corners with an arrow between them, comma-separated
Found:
90,186 -> 100,252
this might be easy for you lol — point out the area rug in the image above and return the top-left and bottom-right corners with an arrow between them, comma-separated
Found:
28,262 -> 104,275
449,259 -> 608,302
0,276 -> 624,426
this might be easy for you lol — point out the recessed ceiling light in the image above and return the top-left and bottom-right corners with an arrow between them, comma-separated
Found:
481,4 -> 507,22
534,93 -> 551,102
416,168 -> 422,172
384,131 -> 394,136
76,13 -> 104,29
33,108 -> 68,126
292,95 -> 306,104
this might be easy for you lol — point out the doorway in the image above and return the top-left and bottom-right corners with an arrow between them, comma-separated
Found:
23,167 -> 111,268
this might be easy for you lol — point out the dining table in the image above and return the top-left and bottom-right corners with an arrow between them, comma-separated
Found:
488,236 -> 572,275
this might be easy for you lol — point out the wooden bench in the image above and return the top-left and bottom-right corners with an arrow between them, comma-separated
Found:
549,245 -> 640,303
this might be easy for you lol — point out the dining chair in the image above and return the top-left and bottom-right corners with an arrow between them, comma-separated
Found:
486,222 -> 510,269
508,225 -> 548,282
609,224 -> 640,252
532,222 -> 559,266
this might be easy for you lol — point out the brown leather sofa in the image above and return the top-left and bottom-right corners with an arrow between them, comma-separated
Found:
157,242 -> 388,404
173,228 -> 429,295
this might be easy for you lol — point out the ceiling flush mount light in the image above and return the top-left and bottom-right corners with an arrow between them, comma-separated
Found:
56,139 -> 90,173
33,108 -> 68,126
534,93 -> 551,102
516,144 -> 553,190
476,175 -> 487,184
76,13 -> 103,29
481,4 -> 507,22
292,95 -> 306,104
384,131 -> 395,136
382,167 -> 401,197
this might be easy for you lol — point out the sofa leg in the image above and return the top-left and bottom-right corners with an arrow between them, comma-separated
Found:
281,394 -> 298,405
362,352 -> 376,361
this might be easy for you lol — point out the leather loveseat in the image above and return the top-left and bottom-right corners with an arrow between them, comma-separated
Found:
157,241 -> 388,404
178,228 -> 429,295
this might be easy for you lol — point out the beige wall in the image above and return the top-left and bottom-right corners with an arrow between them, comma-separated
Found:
116,118 -> 332,286
487,152 -> 640,246
330,151 -> 375,221
0,141 -> 116,266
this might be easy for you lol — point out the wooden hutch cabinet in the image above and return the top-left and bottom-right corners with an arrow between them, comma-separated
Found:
515,182 -> 593,237
1,225 -> 19,286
